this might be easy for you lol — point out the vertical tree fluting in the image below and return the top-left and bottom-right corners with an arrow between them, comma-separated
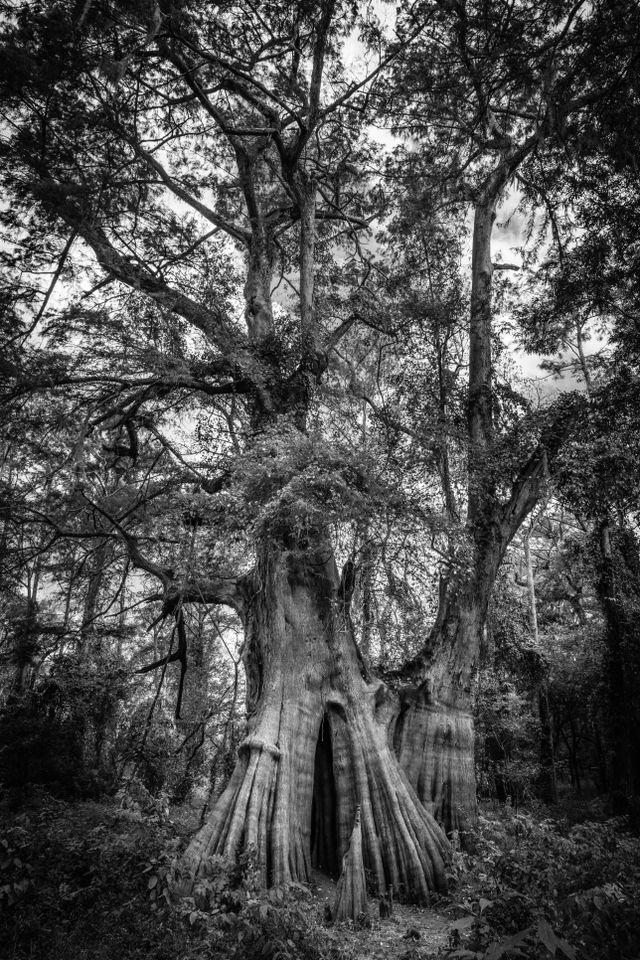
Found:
183,534 -> 449,900
394,543 -> 502,836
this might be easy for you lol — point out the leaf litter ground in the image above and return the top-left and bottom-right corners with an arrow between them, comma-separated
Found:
309,869 -> 451,960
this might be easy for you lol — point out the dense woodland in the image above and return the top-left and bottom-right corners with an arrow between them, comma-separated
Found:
1,1 -> 640,958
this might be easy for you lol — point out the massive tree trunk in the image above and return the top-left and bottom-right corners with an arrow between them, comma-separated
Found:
394,544 -> 500,837
394,495 -> 551,834
179,110 -> 450,900
183,534 -> 449,902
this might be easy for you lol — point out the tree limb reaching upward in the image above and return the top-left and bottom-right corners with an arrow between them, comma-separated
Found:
129,140 -> 251,246
33,179 -> 251,358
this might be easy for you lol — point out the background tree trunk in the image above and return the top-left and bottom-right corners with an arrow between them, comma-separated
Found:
524,533 -> 558,804
596,521 -> 640,811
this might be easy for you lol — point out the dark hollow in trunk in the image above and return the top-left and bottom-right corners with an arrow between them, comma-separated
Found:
311,712 -> 339,877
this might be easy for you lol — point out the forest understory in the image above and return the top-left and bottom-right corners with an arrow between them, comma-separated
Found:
2,788 -> 640,960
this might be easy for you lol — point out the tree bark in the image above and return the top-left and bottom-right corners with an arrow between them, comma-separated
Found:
524,533 -> 557,804
182,534 -> 449,902
299,178 -> 317,353
244,252 -> 273,342
332,805 -> 368,921
393,574 -> 492,837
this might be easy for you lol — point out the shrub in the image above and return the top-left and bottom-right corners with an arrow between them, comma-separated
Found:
0,794 -> 354,960
445,805 -> 640,960
0,794 -> 193,960
0,656 -> 126,801
144,846 -> 354,960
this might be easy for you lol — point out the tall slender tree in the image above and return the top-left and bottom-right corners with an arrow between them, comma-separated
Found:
382,0 -> 640,833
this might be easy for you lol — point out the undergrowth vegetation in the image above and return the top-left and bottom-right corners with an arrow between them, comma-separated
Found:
445,805 -> 640,960
1,792 -> 639,960
0,792 -> 353,960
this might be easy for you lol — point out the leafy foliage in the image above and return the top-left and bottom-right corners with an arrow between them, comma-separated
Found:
446,806 -> 640,960
0,795 -> 355,960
